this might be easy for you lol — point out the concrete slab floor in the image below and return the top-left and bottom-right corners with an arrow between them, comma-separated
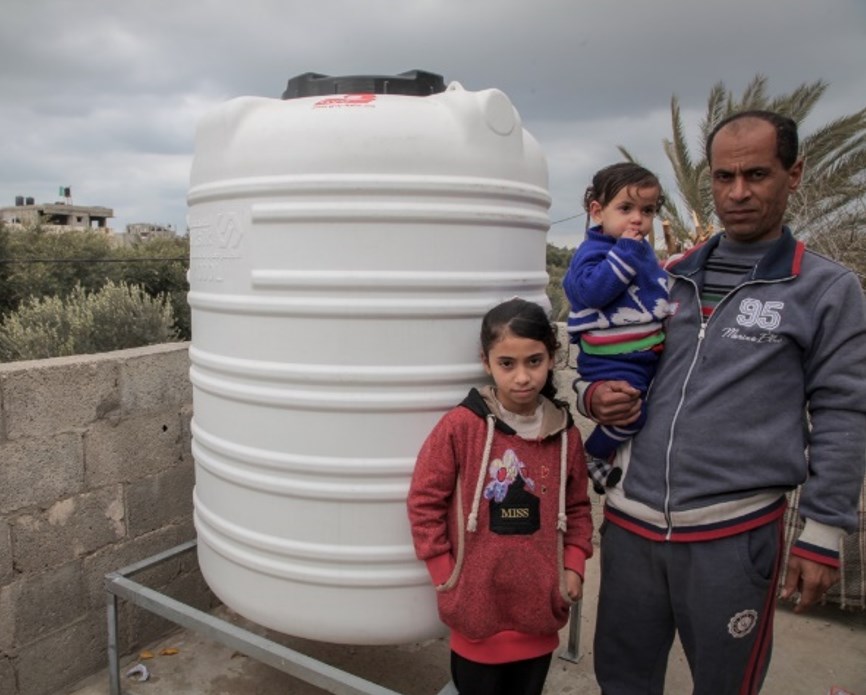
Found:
68,558 -> 866,695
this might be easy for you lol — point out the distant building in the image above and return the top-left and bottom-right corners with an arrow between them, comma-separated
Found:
0,196 -> 114,235
118,222 -> 177,246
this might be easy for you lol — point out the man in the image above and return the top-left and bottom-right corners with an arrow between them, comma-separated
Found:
578,111 -> 866,694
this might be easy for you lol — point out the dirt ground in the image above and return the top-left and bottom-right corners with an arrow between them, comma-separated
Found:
68,552 -> 866,695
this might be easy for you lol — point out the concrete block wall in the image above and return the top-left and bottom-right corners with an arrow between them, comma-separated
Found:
0,343 -> 217,695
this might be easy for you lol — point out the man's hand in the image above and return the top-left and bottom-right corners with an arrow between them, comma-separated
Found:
780,555 -> 840,613
589,380 -> 642,426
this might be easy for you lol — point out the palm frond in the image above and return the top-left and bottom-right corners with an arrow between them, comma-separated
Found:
668,96 -> 695,175
697,165 -> 717,227
617,145 -> 638,163
739,74 -> 769,110
699,82 -> 729,155
800,109 -> 866,169
659,205 -> 691,246
767,80 -> 827,123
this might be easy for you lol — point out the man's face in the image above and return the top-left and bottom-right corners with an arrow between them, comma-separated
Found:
710,118 -> 803,243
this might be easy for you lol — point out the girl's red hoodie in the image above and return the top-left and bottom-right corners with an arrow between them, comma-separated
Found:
407,386 -> 593,664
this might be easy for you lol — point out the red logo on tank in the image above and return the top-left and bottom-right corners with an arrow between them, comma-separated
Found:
313,94 -> 376,109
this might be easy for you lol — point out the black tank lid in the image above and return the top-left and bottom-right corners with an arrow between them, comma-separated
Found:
282,70 -> 446,99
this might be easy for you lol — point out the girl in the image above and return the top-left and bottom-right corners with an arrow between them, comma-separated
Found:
407,298 -> 593,695
562,162 -> 670,494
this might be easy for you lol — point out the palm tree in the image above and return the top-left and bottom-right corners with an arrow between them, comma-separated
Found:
621,75 -> 866,283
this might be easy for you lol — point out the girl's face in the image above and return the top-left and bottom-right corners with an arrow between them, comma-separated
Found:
590,184 -> 660,240
482,329 -> 553,415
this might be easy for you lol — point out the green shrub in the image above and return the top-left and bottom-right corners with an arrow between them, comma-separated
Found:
108,236 -> 191,339
0,281 -> 180,362
0,228 -> 191,339
1,227 -> 116,316
546,243 -> 575,322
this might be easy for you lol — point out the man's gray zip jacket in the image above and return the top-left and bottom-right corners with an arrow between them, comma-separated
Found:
577,228 -> 866,565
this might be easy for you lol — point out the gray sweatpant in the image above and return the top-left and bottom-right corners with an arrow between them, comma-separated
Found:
593,519 -> 783,695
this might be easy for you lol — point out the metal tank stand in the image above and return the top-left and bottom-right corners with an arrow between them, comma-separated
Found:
558,601 -> 583,663
104,540 -> 458,695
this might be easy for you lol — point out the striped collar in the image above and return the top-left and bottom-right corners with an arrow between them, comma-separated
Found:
667,227 -> 803,281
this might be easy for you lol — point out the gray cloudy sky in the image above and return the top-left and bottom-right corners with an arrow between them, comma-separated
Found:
1,0 -> 864,248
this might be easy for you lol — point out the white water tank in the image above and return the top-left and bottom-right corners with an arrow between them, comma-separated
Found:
187,70 -> 551,645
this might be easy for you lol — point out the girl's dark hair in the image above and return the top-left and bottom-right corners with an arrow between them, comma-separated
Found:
583,162 -> 665,229
480,298 -> 563,405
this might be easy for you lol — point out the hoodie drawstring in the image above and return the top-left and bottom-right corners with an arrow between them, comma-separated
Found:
467,414 -> 496,532
557,430 -> 568,532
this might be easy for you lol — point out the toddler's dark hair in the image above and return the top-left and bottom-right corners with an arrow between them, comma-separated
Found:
480,298 -> 562,404
583,162 -> 665,228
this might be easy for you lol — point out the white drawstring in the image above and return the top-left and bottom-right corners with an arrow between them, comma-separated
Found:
557,430 -> 568,532
467,414 -> 496,532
